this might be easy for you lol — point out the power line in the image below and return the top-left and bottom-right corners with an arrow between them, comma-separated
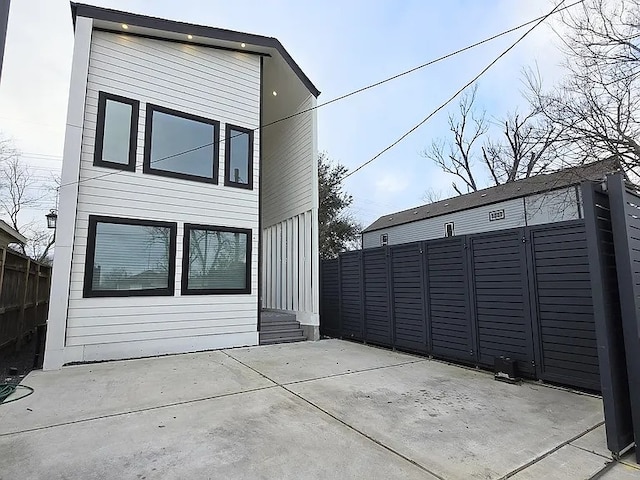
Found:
58,1 -> 582,190
342,0 -> 574,181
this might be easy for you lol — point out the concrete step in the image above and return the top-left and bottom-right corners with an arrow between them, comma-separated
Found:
260,322 -> 302,332
260,329 -> 304,340
258,311 -> 307,346
259,335 -> 307,345
260,312 -> 297,323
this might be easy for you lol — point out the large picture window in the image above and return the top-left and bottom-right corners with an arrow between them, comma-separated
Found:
83,216 -> 177,297
224,124 -> 253,189
94,92 -> 139,171
182,224 -> 252,295
143,104 -> 220,183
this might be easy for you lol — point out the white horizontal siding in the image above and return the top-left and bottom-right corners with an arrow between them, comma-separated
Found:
65,31 -> 261,359
363,198 -> 525,248
261,95 -> 315,227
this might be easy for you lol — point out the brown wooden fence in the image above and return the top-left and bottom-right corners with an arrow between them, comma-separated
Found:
0,248 -> 51,351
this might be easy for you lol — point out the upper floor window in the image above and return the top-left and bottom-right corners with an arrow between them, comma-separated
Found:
143,104 -> 220,184
380,233 -> 388,246
94,92 -> 139,171
445,222 -> 455,237
224,124 -> 254,189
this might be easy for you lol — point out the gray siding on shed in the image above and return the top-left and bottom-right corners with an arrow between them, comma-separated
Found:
363,187 -> 580,249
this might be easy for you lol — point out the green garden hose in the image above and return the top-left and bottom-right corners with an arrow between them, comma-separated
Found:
0,384 -> 34,404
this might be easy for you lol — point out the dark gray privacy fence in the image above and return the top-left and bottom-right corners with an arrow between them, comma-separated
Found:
320,219 -> 601,392
583,174 -> 640,462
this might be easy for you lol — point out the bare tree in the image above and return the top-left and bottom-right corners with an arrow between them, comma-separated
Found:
422,187 -> 444,204
526,0 -> 640,176
0,135 -> 57,260
422,85 -> 487,195
482,111 -> 564,184
424,84 -> 565,195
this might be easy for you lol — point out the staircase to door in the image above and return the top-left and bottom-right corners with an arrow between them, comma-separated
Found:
259,311 -> 307,345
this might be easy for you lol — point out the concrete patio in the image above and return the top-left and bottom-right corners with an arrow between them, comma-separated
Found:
0,339 -> 638,479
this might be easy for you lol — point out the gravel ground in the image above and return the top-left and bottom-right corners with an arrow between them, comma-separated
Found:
0,336 -> 37,385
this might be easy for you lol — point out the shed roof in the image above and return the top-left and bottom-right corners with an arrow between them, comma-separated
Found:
0,219 -> 27,245
70,2 -> 320,98
363,159 -> 619,233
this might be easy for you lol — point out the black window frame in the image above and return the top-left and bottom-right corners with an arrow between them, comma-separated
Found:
224,123 -> 254,190
83,215 -> 177,298
93,91 -> 139,172
380,233 -> 388,246
143,103 -> 220,184
181,224 -> 252,295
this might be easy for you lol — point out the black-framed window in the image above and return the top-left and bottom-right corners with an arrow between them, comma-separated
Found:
380,234 -> 388,246
143,104 -> 220,183
182,224 -> 252,295
94,92 -> 139,171
224,124 -> 254,189
83,216 -> 177,298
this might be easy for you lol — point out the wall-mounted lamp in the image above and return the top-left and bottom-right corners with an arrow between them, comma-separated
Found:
46,209 -> 58,229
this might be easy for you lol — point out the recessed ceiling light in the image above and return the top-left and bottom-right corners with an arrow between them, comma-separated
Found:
187,34 -> 193,40
121,24 -> 129,30
240,42 -> 246,48
272,91 -> 277,96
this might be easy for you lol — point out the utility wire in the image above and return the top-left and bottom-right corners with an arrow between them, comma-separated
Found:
342,0 -> 574,181
59,1 -> 582,190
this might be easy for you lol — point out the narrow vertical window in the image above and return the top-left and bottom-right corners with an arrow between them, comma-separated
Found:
445,222 -> 455,237
94,92 -> 139,171
380,234 -> 388,246
224,124 -> 254,189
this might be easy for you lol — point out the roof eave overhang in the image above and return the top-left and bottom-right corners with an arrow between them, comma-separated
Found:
70,2 -> 320,98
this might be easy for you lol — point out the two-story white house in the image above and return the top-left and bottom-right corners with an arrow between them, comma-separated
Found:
44,3 -> 320,369
362,160 -> 618,248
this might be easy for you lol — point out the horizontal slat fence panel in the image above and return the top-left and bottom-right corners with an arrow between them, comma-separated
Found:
339,251 -> 363,340
363,248 -> 391,346
471,230 -> 535,376
530,222 -> 600,390
319,259 -> 339,338
320,219 -> 601,392
427,238 -> 473,362
391,243 -> 426,352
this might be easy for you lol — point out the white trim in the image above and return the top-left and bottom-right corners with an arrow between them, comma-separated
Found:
310,96 -> 320,318
63,332 -> 258,364
44,16 -> 93,370
292,214 -> 299,311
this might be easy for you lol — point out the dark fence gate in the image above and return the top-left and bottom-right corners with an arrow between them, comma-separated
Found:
320,219 -> 601,392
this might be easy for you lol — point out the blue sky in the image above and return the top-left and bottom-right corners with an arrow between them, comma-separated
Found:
0,0 -> 568,230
